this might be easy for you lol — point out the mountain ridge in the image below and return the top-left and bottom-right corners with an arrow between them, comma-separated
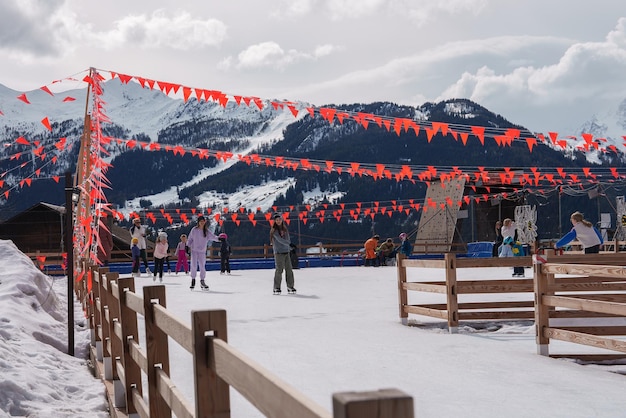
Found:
1,79 -> 624,246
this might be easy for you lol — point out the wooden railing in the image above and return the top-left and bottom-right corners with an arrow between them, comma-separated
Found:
396,253 -> 534,332
534,252 -> 626,360
395,250 -> 626,360
79,261 -> 414,418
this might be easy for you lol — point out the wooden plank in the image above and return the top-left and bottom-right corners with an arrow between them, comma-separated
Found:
558,294 -> 626,303
117,277 -> 142,414
397,254 -> 408,320
212,338 -> 331,418
192,310 -> 231,418
143,286 -> 171,418
551,310 -> 622,319
404,282 -> 447,293
459,311 -> 535,320
404,305 -> 448,320
124,290 -> 144,316
457,301 -> 534,309
128,339 -> 147,373
543,263 -> 626,278
458,280 -> 534,294
402,259 -> 446,269
445,254 -> 459,329
155,368 -> 194,418
541,253 -> 626,265
549,282 -> 626,292
545,327 -> 626,354
534,264 -> 551,348
333,389 -> 414,418
555,326 -> 626,335
455,256 -> 532,268
543,295 -> 626,316
153,304 -> 193,353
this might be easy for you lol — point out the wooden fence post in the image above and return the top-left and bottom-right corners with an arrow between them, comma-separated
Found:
96,267 -> 113,380
332,389 -> 414,418
117,277 -> 143,414
104,273 -> 122,388
533,257 -> 550,356
143,285 -> 171,418
396,253 -> 408,325
192,310 -> 231,418
444,253 -> 459,333
91,264 -> 104,362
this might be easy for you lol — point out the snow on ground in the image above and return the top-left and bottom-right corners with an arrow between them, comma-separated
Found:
1,238 -> 626,417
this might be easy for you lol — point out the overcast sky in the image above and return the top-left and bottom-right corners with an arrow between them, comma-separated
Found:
1,0 -> 626,135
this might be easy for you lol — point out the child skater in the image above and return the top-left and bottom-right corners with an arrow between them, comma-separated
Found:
153,234 -> 169,282
218,233 -> 231,274
555,211 -> 603,254
174,234 -> 189,274
131,237 -> 140,277
499,236 -> 525,277
158,231 -> 173,273
186,215 -> 218,290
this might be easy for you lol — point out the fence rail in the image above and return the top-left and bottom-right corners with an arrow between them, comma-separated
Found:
534,252 -> 626,360
80,261 -> 414,418
396,250 -> 626,360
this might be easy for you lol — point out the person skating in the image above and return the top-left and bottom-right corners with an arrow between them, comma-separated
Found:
555,211 -> 603,254
218,233 -> 231,274
153,234 -> 169,282
186,215 -> 218,290
270,213 -> 296,294
131,237 -> 140,277
174,234 -> 189,274
129,217 -> 151,275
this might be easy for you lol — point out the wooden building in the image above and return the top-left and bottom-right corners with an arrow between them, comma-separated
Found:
0,202 -> 66,253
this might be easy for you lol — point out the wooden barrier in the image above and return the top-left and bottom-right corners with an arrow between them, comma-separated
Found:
396,253 -> 534,332
534,252 -> 626,360
83,262 -> 414,418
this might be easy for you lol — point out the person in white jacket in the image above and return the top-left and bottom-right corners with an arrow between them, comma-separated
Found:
186,216 -> 218,290
555,211 -> 603,254
130,217 -> 151,274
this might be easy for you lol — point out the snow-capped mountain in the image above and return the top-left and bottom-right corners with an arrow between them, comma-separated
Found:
1,78 -> 624,247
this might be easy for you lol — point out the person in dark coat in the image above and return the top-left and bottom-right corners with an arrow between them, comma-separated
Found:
218,233 -> 231,274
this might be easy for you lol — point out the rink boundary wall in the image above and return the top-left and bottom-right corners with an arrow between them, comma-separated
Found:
78,261 -> 414,418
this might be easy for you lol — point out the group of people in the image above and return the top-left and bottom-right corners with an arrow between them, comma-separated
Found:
494,211 -> 603,277
130,215 -> 232,290
363,232 -> 413,267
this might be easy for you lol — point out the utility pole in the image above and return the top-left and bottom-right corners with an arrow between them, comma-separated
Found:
64,172 -> 75,356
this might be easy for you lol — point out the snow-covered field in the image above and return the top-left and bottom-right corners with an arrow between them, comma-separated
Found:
1,239 -> 626,417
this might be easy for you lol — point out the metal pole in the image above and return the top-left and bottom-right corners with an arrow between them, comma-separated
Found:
64,172 -> 75,356
558,186 -> 562,237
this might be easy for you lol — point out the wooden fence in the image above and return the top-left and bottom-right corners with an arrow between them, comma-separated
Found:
395,251 -> 626,360
79,261 -> 414,418
396,253 -> 534,332
534,252 -> 626,360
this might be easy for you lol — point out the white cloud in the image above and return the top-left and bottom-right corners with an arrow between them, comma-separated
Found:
92,10 -> 228,50
0,4 -> 227,62
234,41 -> 340,70
270,0 -> 317,18
0,0 -> 80,59
326,0 -> 386,20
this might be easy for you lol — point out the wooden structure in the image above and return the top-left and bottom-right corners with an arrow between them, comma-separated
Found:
80,262 -> 414,418
534,252 -> 626,360
395,250 -> 626,360
414,178 -> 466,253
0,202 -> 65,253
396,253 -> 534,332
